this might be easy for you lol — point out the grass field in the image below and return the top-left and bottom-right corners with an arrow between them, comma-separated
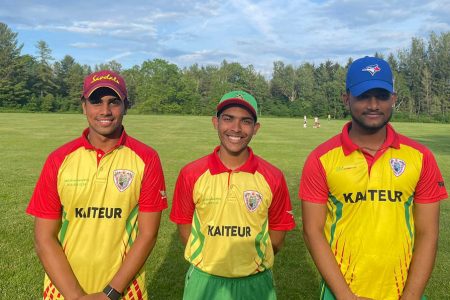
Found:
0,113 -> 448,299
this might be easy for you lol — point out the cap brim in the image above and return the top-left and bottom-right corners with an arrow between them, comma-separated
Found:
349,80 -> 393,97
82,83 -> 126,101
217,98 -> 257,117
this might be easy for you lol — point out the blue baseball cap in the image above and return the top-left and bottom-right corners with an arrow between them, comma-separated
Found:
346,56 -> 394,96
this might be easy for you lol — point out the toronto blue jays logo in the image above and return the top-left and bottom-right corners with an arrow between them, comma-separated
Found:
113,169 -> 134,192
244,190 -> 263,212
362,64 -> 381,76
389,158 -> 406,177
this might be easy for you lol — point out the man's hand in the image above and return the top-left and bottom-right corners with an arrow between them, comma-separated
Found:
77,292 -> 109,299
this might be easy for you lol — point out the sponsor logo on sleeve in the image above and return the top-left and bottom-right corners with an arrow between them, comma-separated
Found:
113,169 -> 134,192
243,190 -> 262,212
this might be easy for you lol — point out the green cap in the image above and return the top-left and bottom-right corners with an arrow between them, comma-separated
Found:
216,90 -> 258,120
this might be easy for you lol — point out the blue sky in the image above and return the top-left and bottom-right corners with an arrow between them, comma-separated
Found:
2,0 -> 449,76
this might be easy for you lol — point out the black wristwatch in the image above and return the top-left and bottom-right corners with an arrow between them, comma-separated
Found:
103,284 -> 121,300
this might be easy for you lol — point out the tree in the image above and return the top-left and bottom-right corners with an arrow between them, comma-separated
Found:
122,65 -> 141,108
0,21 -> 447,121
54,55 -> 76,98
95,60 -> 122,73
41,93 -> 56,112
0,22 -> 28,107
312,62 -> 331,117
136,59 -> 183,113
20,54 -> 40,109
270,61 -> 298,102
35,40 -> 57,99
184,64 -> 222,115
54,55 -> 86,111
427,32 -> 450,119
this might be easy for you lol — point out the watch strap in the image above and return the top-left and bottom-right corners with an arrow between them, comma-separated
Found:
103,284 -> 121,300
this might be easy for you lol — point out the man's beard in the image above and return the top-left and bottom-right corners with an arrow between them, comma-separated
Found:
350,110 -> 393,133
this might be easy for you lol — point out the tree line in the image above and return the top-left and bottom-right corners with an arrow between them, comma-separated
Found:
1,22 -> 449,121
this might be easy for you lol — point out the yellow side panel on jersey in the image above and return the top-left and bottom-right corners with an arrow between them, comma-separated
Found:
42,146 -> 147,299
185,170 -> 274,278
321,144 -> 422,300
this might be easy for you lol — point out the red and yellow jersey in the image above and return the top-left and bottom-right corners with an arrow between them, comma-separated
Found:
299,122 -> 447,300
27,128 -> 167,300
170,147 -> 296,278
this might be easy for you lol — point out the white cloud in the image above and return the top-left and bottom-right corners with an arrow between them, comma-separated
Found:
2,0 -> 449,72
176,49 -> 236,64
106,51 -> 134,62
70,42 -> 100,49
230,0 -> 280,44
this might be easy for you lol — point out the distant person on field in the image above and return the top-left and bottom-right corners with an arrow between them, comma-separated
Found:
313,116 -> 320,128
299,56 -> 447,299
304,115 -> 308,128
170,90 -> 296,300
327,114 -> 331,121
27,70 -> 167,300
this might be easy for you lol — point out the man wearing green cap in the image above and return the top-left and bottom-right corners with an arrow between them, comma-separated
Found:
170,90 -> 296,300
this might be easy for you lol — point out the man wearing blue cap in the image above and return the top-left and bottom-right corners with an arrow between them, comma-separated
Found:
299,56 -> 447,299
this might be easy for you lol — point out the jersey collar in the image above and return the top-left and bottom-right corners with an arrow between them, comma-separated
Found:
208,146 -> 258,174
81,127 -> 127,151
341,121 -> 400,156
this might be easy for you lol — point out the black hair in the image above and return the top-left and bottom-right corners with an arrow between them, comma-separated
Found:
217,103 -> 257,122
84,87 -> 129,108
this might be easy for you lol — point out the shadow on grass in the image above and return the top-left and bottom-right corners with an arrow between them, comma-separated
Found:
274,226 -> 320,299
148,230 -> 188,299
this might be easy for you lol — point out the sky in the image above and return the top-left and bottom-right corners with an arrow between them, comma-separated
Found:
2,0 -> 449,76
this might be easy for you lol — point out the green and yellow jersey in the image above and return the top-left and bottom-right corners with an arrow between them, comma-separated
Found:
299,122 -> 447,300
170,147 -> 296,278
27,128 -> 167,300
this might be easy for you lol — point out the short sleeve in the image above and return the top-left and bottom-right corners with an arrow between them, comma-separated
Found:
268,174 -> 296,231
138,153 -> 168,212
170,169 -> 196,224
298,151 -> 329,204
414,150 -> 448,203
26,155 -> 62,219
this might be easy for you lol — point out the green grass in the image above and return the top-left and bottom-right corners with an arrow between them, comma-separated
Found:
0,113 -> 448,299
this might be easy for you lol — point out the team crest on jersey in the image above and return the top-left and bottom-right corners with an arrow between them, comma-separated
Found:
113,169 -> 134,192
362,64 -> 381,76
390,158 -> 406,177
243,190 -> 262,212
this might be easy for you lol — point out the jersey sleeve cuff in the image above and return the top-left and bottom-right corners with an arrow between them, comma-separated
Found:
414,195 -> 447,204
269,221 -> 296,231
26,208 -> 61,219
138,203 -> 168,212
300,196 -> 328,204
169,215 -> 193,224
